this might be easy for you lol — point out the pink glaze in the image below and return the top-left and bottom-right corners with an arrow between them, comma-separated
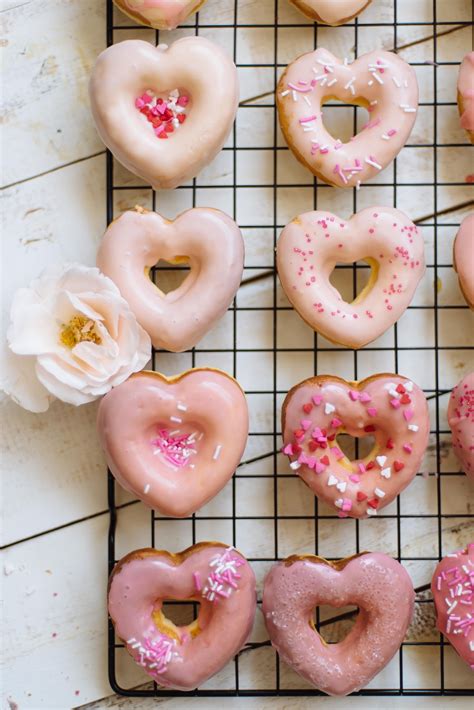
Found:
89,38 -> 238,190
277,207 -> 425,348
97,369 -> 248,517
458,52 -> 474,140
109,544 -> 256,690
448,372 -> 474,483
281,374 -> 429,518
113,0 -> 206,30
431,544 -> 474,670
97,207 -> 244,352
277,48 -> 418,187
262,552 -> 414,695
453,214 -> 474,309
288,0 -> 371,25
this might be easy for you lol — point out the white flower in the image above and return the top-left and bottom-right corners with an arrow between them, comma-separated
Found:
3,264 -> 151,412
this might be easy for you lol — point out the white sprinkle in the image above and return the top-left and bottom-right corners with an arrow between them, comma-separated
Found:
335,498 -> 344,509
325,402 -> 336,415
303,126 -> 316,132
131,641 -> 141,649
470,641 -> 474,651
370,100 -> 378,105
403,107 -> 416,113
381,468 -> 391,480
365,157 -> 382,170
336,481 -> 347,493
213,444 -> 222,461
326,78 -> 338,87
344,77 -> 356,90
170,416 -> 182,423
303,95 -> 311,106
389,388 -> 400,398
404,381 -> 414,392
127,637 -> 137,644
408,424 -> 419,432
290,461 -> 301,470
381,134 -> 390,140
281,90 -> 290,97
367,507 -> 377,516
392,76 -> 401,87
371,71 -> 384,85
356,180 -> 361,190
447,601 -> 458,614
144,483 -> 151,494
312,73 -> 326,82
168,430 -> 180,436
292,90 -> 298,102
327,474 -> 338,487
376,455 -> 387,467
317,59 -> 333,71
368,80 -> 374,86
177,403 -> 187,412
374,487 -> 386,498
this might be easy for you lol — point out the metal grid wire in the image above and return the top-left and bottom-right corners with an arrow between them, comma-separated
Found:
106,0 -> 474,697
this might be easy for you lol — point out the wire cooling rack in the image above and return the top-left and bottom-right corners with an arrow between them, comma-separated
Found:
106,0 -> 474,698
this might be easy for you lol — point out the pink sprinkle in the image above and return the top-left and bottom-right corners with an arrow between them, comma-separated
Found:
387,128 -> 397,137
142,93 -> 153,104
312,395 -> 322,406
360,392 -> 372,403
403,408 -> 414,421
193,572 -> 202,591
320,147 -> 329,154
331,447 -> 344,460
358,463 -> 366,473
367,407 -> 378,417
177,95 -> 189,107
135,97 -> 145,109
350,474 -> 360,483
403,443 -> 413,454
315,461 -> 326,473
338,511 -> 349,518
331,417 -> 343,428
306,456 -> 317,469
282,443 -> 294,455
301,419 -> 312,430
300,115 -> 317,123
154,124 -> 165,136
349,390 -> 360,401
342,498 -> 353,511
390,398 -> 401,409
288,82 -> 312,93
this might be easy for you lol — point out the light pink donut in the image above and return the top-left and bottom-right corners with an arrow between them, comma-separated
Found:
288,0 -> 371,25
262,552 -> 414,696
97,369 -> 248,517
281,373 -> 429,518
277,207 -> 425,348
89,38 -> 238,190
458,52 -> 474,144
277,48 -> 418,187
97,207 -> 244,353
448,372 -> 474,483
113,0 -> 207,30
453,214 -> 474,309
109,544 -> 256,690
431,544 -> 474,670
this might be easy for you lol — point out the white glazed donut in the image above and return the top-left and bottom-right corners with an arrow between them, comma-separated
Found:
113,0 -> 207,30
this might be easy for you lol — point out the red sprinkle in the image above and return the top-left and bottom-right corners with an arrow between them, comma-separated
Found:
364,425 -> 376,432
393,460 -> 405,472
396,384 -> 406,394
320,455 -> 330,466
386,438 -> 395,449
367,498 -> 379,508
303,403 -> 313,414
400,394 -> 411,404
357,491 -> 368,502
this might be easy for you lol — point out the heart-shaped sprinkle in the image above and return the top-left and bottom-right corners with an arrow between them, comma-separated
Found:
263,552 -> 414,695
303,403 -> 313,414
281,374 -> 429,518
277,207 -> 425,349
98,369 -> 248,517
109,543 -> 256,690
325,402 -> 336,414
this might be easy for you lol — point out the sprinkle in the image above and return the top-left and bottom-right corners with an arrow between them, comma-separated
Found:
144,483 -> 151,494
303,96 -> 312,106
331,417 -> 343,428
376,456 -> 387,467
292,90 -> 298,101
326,78 -> 338,87
357,491 -> 368,501
290,461 -> 301,471
331,447 -> 344,460
177,403 -> 187,412
367,407 -> 378,417
300,115 -> 317,123
170,416 -> 182,423
393,460 -> 405,472
213,445 -> 222,461
350,474 -> 360,483
367,507 -> 377,516
403,444 -> 413,454
374,487 -> 386,498
360,392 -> 372,403
312,395 -> 322,406
288,82 -> 313,93
381,468 -> 391,479
392,76 -> 402,87
325,403 -> 336,415
370,71 -> 384,85
193,572 -> 202,591
403,107 -> 417,113
408,424 -> 419,432
327,475 -> 338,487
356,180 -> 361,190
404,381 -> 414,392
390,398 -> 401,409
403,408 -> 414,422
370,100 -> 378,106
349,390 -> 360,401
335,498 -> 343,509
280,90 -> 290,97
365,156 -> 382,170
336,481 -> 347,493
283,443 -> 294,455
301,419 -> 312,431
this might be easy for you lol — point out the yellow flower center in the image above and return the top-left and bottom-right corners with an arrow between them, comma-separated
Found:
59,315 -> 102,349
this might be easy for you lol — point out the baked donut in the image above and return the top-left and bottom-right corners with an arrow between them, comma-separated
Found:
277,48 -> 418,188
97,369 -> 248,517
262,551 -> 414,695
453,214 -> 474,309
431,544 -> 474,670
448,372 -> 474,483
277,206 -> 425,348
89,38 -> 238,190
113,1 -> 207,30
97,206 -> 244,352
458,52 -> 474,144
288,0 -> 371,25
281,373 -> 429,518
109,543 -> 256,690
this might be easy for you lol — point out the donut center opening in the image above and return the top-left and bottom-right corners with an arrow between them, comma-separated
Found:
149,258 -> 191,295
149,422 -> 204,470
135,88 -> 190,139
329,258 -> 379,304
320,99 -> 371,144
153,600 -> 203,644
336,433 -> 376,461
312,604 -> 359,644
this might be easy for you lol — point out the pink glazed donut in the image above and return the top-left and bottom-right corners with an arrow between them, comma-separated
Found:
458,52 -> 474,144
97,369 -> 249,517
431,544 -> 474,670
262,552 -> 414,695
109,543 -> 257,690
448,372 -> 474,483
453,214 -> 474,309
89,38 -> 238,189
277,206 -> 425,348
281,373 -> 429,518
97,206 -> 244,352
288,0 -> 371,25
113,1 -> 207,30
277,48 -> 418,187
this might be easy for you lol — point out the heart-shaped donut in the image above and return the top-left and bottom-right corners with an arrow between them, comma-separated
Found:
458,52 -> 474,144
97,207 -> 244,352
431,545 -> 474,670
448,372 -> 474,483
89,38 -> 239,190
277,48 -> 418,187
453,214 -> 474,310
113,0 -> 207,30
281,373 -> 429,518
263,552 -> 414,695
97,369 -> 248,517
109,543 -> 257,690
277,206 -> 425,348
288,0 -> 371,25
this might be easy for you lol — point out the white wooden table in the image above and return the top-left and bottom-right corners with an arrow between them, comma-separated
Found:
2,0 -> 473,707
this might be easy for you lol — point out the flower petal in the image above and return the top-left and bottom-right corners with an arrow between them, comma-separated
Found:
35,360 -> 99,406
0,344 -> 54,412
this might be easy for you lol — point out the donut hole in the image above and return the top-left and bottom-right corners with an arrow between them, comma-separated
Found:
336,433 -> 376,461
329,259 -> 377,304
135,88 -> 191,139
153,600 -> 204,643
320,99 -> 370,143
312,604 -> 359,644
151,258 -> 191,295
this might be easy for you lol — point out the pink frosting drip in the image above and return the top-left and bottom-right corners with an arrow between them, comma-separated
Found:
431,545 -> 474,669
458,52 -> 474,132
262,552 -> 414,695
448,372 -> 474,482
